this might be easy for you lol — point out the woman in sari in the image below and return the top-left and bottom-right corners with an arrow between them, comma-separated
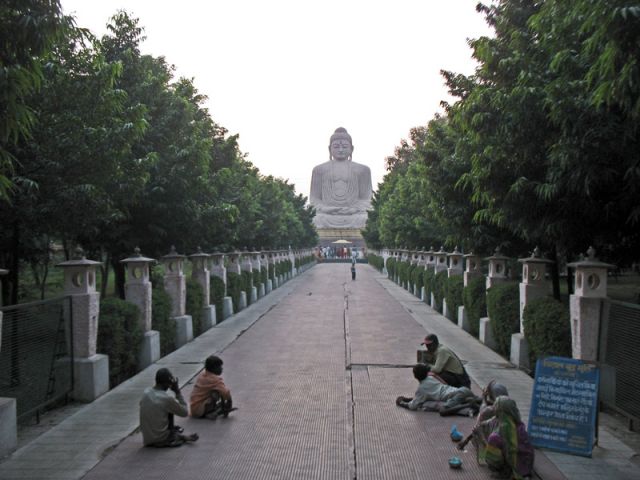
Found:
483,396 -> 535,479
470,380 -> 509,464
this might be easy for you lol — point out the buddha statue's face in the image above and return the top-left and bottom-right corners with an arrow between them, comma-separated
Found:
329,138 -> 353,161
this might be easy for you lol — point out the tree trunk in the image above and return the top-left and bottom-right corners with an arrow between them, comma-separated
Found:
111,255 -> 126,299
551,245 -> 561,301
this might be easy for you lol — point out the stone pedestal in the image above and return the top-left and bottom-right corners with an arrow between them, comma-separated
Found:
266,279 -> 273,294
570,296 -> 602,361
250,286 -> 258,304
510,333 -> 530,369
0,397 -> 17,458
72,354 -> 109,402
174,315 -> 193,347
458,306 -> 471,332
239,292 -> 247,311
258,283 -> 265,298
139,330 -> 160,369
222,297 -> 233,320
443,300 -> 454,321
479,317 -> 498,350
125,283 -> 152,331
430,292 -> 436,308
201,306 -> 215,330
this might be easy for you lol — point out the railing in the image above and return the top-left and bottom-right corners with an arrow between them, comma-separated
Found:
0,296 -> 73,422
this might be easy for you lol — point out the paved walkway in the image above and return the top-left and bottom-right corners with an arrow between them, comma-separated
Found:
1,264 -> 639,479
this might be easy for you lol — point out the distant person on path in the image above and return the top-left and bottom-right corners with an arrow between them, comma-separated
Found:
480,396 -> 534,479
351,264 -> 356,280
139,368 -> 198,447
420,334 -> 471,388
190,355 -> 235,420
395,364 -> 480,414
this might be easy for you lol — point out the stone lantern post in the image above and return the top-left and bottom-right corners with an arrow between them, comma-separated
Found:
567,247 -> 615,361
288,246 -> 296,277
425,247 -> 436,271
447,247 -> 464,277
434,247 -> 448,274
251,249 -> 265,298
161,246 -> 192,348
463,252 -> 482,287
485,247 -> 510,289
480,247 -> 512,350
121,248 -> 158,368
511,247 -> 554,368
210,252 -> 233,320
57,248 -> 108,402
189,247 -> 215,331
268,251 -> 278,289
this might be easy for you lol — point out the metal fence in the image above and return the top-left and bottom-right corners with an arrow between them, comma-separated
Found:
599,299 -> 640,427
0,296 -> 73,422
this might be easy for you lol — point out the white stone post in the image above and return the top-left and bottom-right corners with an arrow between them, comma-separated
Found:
210,253 -> 233,320
57,248 -> 108,402
289,247 -> 296,277
260,251 -> 271,294
252,250 -> 265,298
568,247 -> 614,361
442,247 -> 463,320
268,251 -> 278,289
434,247 -> 448,273
121,248 -> 158,368
189,248 -> 215,331
161,246 -> 192,348
511,247 -> 553,368
480,247 -> 511,350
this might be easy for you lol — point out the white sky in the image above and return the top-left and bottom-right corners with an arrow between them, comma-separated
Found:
60,1 -> 493,199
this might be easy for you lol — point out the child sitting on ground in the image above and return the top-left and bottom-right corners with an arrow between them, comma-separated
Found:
190,355 -> 236,420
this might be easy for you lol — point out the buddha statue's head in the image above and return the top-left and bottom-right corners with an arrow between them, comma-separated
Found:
329,127 -> 353,162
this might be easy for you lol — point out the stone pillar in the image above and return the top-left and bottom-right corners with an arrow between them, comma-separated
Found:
425,247 -> 436,271
161,246 -> 192,348
252,250 -> 265,298
260,251 -> 271,294
57,248 -> 108,402
210,253 -> 233,321
268,251 -> 278,289
289,247 -> 296,277
121,248 -> 158,368
443,247 -> 463,320
568,247 -> 614,361
511,247 -> 553,369
480,247 -> 511,349
189,248 -> 215,331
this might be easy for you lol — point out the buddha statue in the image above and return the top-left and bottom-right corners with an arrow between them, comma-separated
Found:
310,127 -> 372,229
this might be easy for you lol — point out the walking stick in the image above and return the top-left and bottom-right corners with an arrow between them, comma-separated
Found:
457,432 -> 473,450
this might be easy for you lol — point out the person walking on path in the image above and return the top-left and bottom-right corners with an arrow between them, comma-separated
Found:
139,368 -> 199,447
420,333 -> 471,388
395,364 -> 479,414
190,355 -> 235,420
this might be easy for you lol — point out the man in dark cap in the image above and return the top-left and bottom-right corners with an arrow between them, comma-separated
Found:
420,334 -> 471,388
139,367 -> 198,447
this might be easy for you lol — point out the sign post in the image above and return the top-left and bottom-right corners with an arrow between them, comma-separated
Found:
528,356 -> 599,457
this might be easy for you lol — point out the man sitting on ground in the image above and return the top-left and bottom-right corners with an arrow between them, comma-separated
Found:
190,355 -> 235,419
139,368 -> 198,447
396,364 -> 480,415
420,333 -> 471,388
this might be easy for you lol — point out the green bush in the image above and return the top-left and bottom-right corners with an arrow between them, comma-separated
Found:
486,282 -> 520,357
423,269 -> 436,304
210,274 -> 225,322
386,257 -> 396,279
407,264 -> 417,291
260,267 -> 268,289
185,278 -> 204,335
397,260 -> 410,286
368,253 -> 384,271
226,271 -> 243,312
445,275 -> 464,321
432,270 -> 448,312
152,285 -> 175,356
98,297 -> 143,387
463,276 -> 487,337
268,263 -> 275,281
523,297 -> 572,366
411,265 -> 424,294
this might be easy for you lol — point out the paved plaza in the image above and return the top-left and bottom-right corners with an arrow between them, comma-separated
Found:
1,263 -> 639,479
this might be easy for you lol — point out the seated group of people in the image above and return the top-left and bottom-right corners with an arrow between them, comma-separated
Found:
139,355 -> 234,448
396,334 -> 534,480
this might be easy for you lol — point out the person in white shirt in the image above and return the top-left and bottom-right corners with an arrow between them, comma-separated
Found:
139,368 -> 199,447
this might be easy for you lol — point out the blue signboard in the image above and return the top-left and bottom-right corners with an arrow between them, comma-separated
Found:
528,356 -> 599,457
